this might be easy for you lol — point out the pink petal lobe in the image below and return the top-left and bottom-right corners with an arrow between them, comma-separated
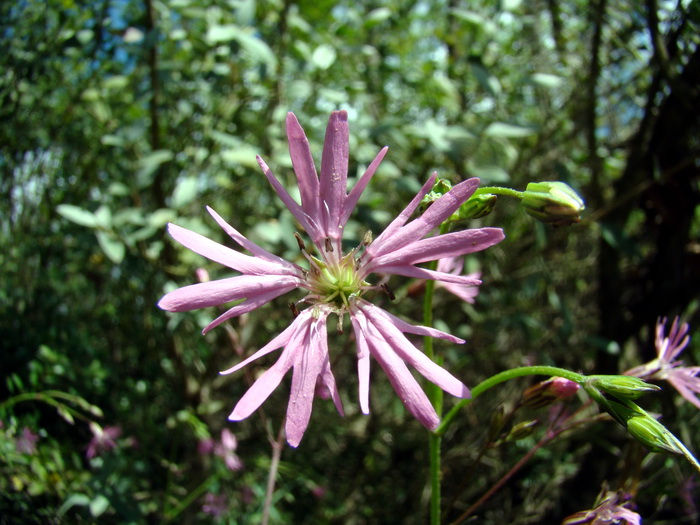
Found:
167,223 -> 288,275
286,314 -> 328,447
158,275 -> 299,313
319,111 -> 349,241
341,146 -> 389,226
206,206 -> 298,268
286,113 -> 320,222
351,316 -> 372,414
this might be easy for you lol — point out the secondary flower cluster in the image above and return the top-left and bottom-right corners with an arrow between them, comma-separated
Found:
626,317 -> 699,409
159,111 -> 504,446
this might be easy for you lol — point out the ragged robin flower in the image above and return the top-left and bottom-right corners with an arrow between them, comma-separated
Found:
158,111 -> 504,446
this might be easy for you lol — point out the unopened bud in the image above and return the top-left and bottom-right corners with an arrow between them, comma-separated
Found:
626,414 -> 685,455
588,375 -> 661,401
506,420 -> 539,441
420,178 -> 453,211
522,377 -> 581,409
521,181 -> 585,226
450,193 -> 497,221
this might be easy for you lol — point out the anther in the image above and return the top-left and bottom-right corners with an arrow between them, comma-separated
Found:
336,315 -> 344,334
294,232 -> 306,252
325,237 -> 334,253
288,302 -> 300,317
363,230 -> 373,246
381,283 -> 395,301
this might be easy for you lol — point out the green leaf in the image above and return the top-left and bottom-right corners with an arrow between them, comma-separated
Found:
531,73 -> 564,88
89,495 -> 110,517
57,205 -> 98,228
58,494 -> 91,516
311,44 -> 337,70
171,177 -> 198,208
137,150 -> 173,188
96,231 -> 125,264
236,31 -> 277,68
484,122 -> 537,138
206,24 -> 239,43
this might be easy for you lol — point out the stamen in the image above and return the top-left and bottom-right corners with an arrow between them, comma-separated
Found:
294,232 -> 306,252
381,283 -> 395,301
288,302 -> 300,317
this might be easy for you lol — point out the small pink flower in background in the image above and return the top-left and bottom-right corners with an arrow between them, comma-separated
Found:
201,492 -> 228,518
16,426 -> 39,455
199,429 -> 244,471
214,428 -> 243,471
86,423 -> 121,459
626,317 -> 700,409
436,257 -> 481,304
159,111 -> 505,446
562,489 -> 640,525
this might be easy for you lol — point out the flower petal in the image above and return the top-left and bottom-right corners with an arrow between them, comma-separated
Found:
206,206 -> 299,269
158,275 -> 300,312
257,155 -> 323,243
369,177 -> 480,258
167,223 -> 289,275
286,314 -> 329,447
360,315 -> 440,429
341,146 -> 388,227
202,285 -> 298,334
319,111 -> 349,242
286,113 -> 320,224
351,316 -> 372,414
371,227 -> 504,267
358,303 -> 469,399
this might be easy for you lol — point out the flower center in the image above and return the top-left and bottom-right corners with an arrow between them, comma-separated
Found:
307,252 -> 367,308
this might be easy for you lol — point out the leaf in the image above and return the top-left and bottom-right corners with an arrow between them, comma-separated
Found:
484,122 -> 537,138
531,73 -> 564,88
311,44 -> 337,70
58,494 -> 91,516
366,7 -> 392,25
96,231 -> 125,264
90,495 -> 110,517
236,31 -> 277,68
57,205 -> 98,228
171,177 -> 198,208
206,24 -> 239,43
137,150 -> 173,188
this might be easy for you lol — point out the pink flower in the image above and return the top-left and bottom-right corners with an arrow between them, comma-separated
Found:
562,488 -> 640,525
201,492 -> 228,518
158,111 -> 504,446
214,429 -> 243,471
86,423 -> 122,459
436,256 -> 481,304
16,427 -> 39,455
626,317 -> 700,409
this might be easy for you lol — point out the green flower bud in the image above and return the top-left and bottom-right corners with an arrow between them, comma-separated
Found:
450,193 -> 497,221
587,375 -> 661,401
420,178 -> 453,210
506,420 -> 539,441
626,414 -> 685,456
521,181 -> 585,226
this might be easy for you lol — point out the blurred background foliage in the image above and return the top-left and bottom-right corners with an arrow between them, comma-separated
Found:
1,0 -> 699,523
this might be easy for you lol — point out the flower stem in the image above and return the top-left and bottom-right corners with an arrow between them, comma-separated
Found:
473,186 -> 524,199
436,366 -> 586,436
424,223 -> 449,525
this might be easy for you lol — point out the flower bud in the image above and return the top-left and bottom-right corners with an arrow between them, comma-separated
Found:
626,414 -> 685,456
521,181 -> 585,226
505,420 -> 539,441
522,377 -> 581,409
451,193 -> 497,221
587,375 -> 661,401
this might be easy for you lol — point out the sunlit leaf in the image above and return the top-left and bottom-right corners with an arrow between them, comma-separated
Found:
57,205 -> 98,228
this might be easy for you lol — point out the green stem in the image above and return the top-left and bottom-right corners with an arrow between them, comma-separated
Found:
473,186 -> 524,199
436,366 -> 586,436
425,223 -> 449,525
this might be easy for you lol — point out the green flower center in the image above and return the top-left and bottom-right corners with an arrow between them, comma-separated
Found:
307,252 -> 367,307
